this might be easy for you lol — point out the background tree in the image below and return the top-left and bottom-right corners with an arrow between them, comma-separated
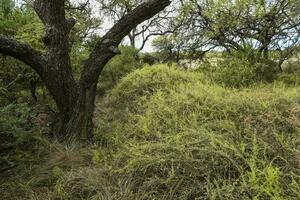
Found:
98,0 -> 178,51
0,0 -> 171,142
152,34 -> 183,63
173,0 -> 300,66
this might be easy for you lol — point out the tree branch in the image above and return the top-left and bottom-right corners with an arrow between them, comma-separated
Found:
0,34 -> 46,75
80,0 -> 171,87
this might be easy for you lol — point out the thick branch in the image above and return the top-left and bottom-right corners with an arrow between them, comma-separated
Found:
80,0 -> 171,87
0,34 -> 45,75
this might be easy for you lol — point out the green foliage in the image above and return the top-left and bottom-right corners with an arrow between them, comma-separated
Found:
141,52 -> 159,65
213,56 -> 259,87
152,35 -> 182,62
0,101 -> 52,184
0,4 -> 44,102
0,103 -> 32,146
0,0 -> 16,35
0,81 -> 10,105
97,46 -> 142,94
0,3 -> 43,48
178,0 -> 300,63
70,42 -> 90,75
213,51 -> 277,87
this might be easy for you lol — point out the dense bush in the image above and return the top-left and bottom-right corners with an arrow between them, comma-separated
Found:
0,103 -> 34,174
109,64 -> 206,107
0,102 -> 50,176
281,57 -> 300,74
0,103 -> 32,147
213,51 -> 277,87
141,52 -> 159,65
97,46 -> 142,94
0,84 -> 10,105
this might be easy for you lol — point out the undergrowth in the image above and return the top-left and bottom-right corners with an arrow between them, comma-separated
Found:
94,65 -> 300,199
1,64 -> 299,200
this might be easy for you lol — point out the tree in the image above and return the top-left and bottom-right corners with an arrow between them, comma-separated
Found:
98,0 -> 177,51
152,34 -> 183,63
0,1 -> 101,102
0,0 -> 171,142
175,0 -> 300,64
0,1 -> 45,102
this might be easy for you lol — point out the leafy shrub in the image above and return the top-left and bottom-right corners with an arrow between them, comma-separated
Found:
141,52 -> 159,65
0,84 -> 10,105
213,51 -> 277,87
0,103 -> 35,174
213,57 -> 258,87
97,46 -> 142,94
0,103 -> 49,173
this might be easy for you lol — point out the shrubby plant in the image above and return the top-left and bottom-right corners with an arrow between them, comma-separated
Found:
141,52 -> 159,65
213,50 -> 278,87
97,46 -> 142,94
275,72 -> 300,86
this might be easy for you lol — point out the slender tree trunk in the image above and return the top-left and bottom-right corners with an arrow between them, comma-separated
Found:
128,30 -> 136,48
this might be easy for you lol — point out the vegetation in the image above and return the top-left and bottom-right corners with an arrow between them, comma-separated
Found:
1,64 -> 300,199
1,0 -> 300,199
97,46 -> 142,94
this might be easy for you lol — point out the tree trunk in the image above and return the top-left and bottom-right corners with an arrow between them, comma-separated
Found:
129,35 -> 136,48
0,0 -> 171,143
128,29 -> 136,48
56,84 -> 97,143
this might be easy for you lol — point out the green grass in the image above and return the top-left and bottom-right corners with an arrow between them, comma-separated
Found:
93,65 -> 300,199
1,64 -> 299,199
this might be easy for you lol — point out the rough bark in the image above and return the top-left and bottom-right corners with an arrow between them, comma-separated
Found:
0,0 -> 171,143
